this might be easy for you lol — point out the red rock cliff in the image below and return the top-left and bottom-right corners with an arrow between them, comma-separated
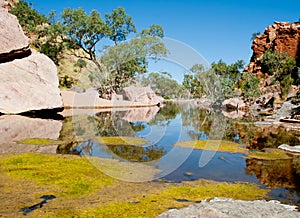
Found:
245,21 -> 300,75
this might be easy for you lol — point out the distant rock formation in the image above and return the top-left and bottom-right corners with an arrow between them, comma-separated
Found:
245,21 -> 300,75
0,8 -> 63,114
123,86 -> 164,106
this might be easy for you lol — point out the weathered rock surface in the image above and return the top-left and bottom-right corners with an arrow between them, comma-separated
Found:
0,51 -> 63,113
0,0 -> 17,10
222,97 -> 247,111
123,86 -> 164,106
0,6 -> 63,114
279,144 -> 300,153
245,21 -> 300,75
157,198 -> 300,218
0,7 -> 30,63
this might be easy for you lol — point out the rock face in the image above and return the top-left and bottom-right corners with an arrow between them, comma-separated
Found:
0,8 -> 63,114
245,21 -> 300,75
123,86 -> 164,106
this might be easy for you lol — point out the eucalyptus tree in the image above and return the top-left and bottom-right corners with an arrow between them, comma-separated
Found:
105,7 -> 136,45
61,8 -> 109,71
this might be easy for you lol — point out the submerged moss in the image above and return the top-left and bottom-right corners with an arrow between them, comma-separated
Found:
174,140 -> 248,154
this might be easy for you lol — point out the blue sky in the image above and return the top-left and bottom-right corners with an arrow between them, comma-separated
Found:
27,0 -> 299,80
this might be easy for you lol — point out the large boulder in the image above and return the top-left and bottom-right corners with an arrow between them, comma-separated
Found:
123,86 -> 164,106
0,8 -> 63,114
0,51 -> 63,114
222,97 -> 247,111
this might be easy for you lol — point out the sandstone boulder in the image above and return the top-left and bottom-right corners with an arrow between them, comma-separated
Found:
222,97 -> 246,111
0,51 -> 63,114
0,8 -> 63,114
0,7 -> 30,63
123,86 -> 164,106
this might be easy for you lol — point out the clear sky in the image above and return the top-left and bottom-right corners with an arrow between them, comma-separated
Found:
27,0 -> 299,65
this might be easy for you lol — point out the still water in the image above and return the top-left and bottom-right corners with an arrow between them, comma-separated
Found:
60,102 -> 300,205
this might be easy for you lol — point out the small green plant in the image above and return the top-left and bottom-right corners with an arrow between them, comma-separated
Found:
260,50 -> 297,99
239,72 -> 261,100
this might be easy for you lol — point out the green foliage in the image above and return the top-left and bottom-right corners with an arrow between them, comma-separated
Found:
251,31 -> 261,41
183,60 -> 244,100
239,72 -> 261,100
9,0 -> 47,34
211,59 -> 244,81
183,64 -> 206,98
95,33 -> 167,96
141,24 -> 164,38
61,8 -> 108,63
105,7 -> 136,45
260,50 -> 297,98
59,75 -> 76,88
140,72 -> 185,99
74,59 -> 87,69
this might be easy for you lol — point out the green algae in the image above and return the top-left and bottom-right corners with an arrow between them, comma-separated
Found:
0,153 -> 270,217
0,153 -> 114,197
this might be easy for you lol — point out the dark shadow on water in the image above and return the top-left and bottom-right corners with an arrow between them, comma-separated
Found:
19,108 -> 64,120
20,195 -> 56,215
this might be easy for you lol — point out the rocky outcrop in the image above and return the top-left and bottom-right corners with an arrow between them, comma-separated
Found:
123,86 -> 164,106
0,8 -> 63,114
245,21 -> 300,75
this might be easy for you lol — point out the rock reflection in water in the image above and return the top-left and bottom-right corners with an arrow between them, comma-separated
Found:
0,115 -> 62,154
59,106 -> 166,162
237,125 -> 300,150
246,157 -> 300,190
107,144 -> 165,162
